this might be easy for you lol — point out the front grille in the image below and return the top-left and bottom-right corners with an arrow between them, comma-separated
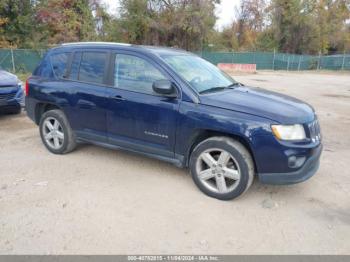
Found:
308,119 -> 321,142
0,92 -> 16,101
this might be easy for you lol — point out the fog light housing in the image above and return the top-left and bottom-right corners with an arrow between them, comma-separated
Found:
288,156 -> 306,168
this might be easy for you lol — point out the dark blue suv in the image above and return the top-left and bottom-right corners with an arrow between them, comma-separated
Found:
25,42 -> 322,200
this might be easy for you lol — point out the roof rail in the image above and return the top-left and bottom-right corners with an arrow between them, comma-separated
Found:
61,42 -> 132,46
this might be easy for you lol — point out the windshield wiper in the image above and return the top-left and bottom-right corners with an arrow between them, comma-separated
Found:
199,82 -> 240,94
228,82 -> 241,87
199,86 -> 227,94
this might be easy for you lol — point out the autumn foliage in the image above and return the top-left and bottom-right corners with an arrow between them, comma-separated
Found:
0,0 -> 349,54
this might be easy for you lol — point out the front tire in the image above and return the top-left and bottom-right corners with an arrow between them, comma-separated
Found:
39,109 -> 76,154
189,137 -> 254,200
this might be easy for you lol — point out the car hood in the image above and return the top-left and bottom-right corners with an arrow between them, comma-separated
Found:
0,70 -> 19,87
199,86 -> 315,124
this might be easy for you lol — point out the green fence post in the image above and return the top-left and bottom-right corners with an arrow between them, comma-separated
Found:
287,56 -> 290,71
10,48 -> 15,73
272,49 -> 276,70
342,51 -> 346,70
317,51 -> 321,70
298,55 -> 302,71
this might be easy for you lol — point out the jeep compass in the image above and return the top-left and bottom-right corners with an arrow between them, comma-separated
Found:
25,42 -> 322,200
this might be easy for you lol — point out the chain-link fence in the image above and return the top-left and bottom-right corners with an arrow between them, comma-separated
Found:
0,48 -> 349,73
0,49 -> 46,73
199,51 -> 350,71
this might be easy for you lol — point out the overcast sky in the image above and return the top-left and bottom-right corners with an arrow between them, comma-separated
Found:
101,0 -> 240,30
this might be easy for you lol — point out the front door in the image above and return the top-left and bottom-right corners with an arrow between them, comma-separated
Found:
106,52 -> 180,158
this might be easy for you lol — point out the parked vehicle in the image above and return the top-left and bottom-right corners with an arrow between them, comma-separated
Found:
0,69 -> 24,114
25,42 -> 322,200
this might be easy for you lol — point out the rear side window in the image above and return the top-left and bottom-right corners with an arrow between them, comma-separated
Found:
78,52 -> 107,84
50,53 -> 70,78
69,52 -> 82,81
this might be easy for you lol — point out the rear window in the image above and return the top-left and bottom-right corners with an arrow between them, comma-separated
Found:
77,52 -> 107,84
50,53 -> 70,78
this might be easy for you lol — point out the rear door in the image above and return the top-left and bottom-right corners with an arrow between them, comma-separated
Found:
65,50 -> 110,142
105,52 -> 180,158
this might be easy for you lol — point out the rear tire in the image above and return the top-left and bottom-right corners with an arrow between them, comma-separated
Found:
189,137 -> 254,200
39,109 -> 76,154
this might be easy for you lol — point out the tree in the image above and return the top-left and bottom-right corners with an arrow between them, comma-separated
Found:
326,0 -> 350,52
268,0 -> 350,54
0,0 -> 349,54
0,0 -> 36,48
36,0 -> 97,46
118,0 -> 219,51
119,0 -> 151,44
168,0 -> 219,50
270,0 -> 310,53
0,17 -> 10,47
213,0 -> 273,51
235,0 -> 268,50
91,0 -> 124,42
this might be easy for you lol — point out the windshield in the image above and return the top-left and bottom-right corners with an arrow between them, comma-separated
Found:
161,54 -> 238,94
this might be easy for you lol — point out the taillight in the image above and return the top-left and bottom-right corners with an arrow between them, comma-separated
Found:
25,79 -> 29,96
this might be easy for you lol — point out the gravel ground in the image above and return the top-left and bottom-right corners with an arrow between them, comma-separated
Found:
0,71 -> 349,255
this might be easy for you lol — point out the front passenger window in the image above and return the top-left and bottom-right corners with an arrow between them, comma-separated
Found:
114,54 -> 166,94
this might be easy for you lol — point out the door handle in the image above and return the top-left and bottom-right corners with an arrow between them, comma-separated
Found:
111,95 -> 126,101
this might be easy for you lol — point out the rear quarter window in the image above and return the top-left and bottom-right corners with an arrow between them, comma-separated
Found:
33,58 -> 53,78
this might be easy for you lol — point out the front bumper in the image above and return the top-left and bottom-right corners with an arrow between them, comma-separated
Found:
0,86 -> 24,109
258,144 -> 322,185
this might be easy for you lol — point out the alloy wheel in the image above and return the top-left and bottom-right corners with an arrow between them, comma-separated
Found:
195,148 -> 241,194
42,117 -> 64,150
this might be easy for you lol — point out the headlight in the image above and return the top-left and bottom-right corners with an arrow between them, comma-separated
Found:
271,124 -> 306,141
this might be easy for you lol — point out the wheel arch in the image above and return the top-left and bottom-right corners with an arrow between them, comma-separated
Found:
185,129 -> 257,172
34,103 -> 61,124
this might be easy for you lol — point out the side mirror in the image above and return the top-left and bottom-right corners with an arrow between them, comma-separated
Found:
152,80 -> 177,97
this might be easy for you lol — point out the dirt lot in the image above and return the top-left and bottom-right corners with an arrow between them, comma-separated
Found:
0,71 -> 349,255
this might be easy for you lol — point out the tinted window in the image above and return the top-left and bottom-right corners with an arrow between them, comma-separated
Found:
34,58 -> 53,78
69,52 -> 82,80
78,52 -> 107,84
114,54 -> 166,94
50,53 -> 70,78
